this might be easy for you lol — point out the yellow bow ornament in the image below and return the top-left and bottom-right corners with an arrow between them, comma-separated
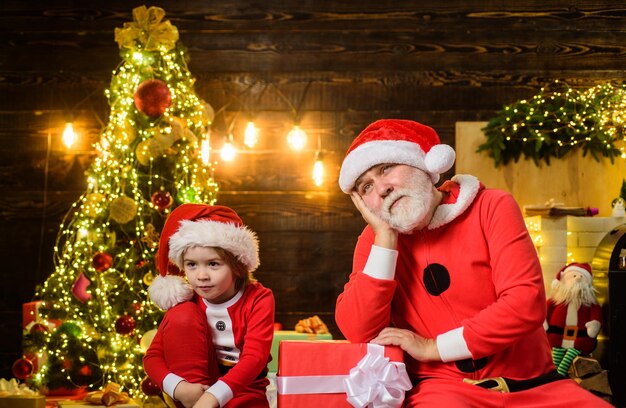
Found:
114,6 -> 179,52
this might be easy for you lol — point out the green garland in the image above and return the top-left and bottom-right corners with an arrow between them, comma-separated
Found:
478,81 -> 626,166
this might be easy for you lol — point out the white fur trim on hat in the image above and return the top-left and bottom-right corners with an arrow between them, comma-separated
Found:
338,140 -> 455,193
168,219 -> 259,272
148,275 -> 194,310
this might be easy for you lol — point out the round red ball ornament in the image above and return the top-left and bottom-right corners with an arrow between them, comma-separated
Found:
12,357 -> 34,380
92,252 -> 113,272
134,79 -> 172,118
115,315 -> 136,335
78,364 -> 92,377
141,376 -> 161,396
151,190 -> 173,211
30,323 -> 48,334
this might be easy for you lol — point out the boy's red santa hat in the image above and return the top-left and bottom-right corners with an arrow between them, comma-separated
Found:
552,262 -> 593,289
338,119 -> 455,193
149,203 -> 259,310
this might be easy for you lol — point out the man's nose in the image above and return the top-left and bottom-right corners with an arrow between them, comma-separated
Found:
376,181 -> 393,198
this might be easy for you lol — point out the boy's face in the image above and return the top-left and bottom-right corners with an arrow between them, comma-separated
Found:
183,246 -> 236,304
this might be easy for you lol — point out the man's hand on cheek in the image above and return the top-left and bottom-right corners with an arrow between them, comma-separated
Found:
370,327 -> 441,362
350,192 -> 397,249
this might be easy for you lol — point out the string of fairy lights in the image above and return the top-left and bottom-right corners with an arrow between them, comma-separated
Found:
479,81 -> 626,166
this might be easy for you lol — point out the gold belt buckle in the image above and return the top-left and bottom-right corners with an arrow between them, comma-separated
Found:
464,377 -> 510,393
563,325 -> 578,340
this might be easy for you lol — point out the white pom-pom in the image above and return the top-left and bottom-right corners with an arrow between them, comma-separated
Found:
425,144 -> 455,175
148,275 -> 194,310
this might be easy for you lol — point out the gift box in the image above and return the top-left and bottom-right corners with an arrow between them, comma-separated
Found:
55,400 -> 138,408
277,340 -> 411,407
22,301 -> 61,330
268,330 -> 333,373
0,395 -> 46,408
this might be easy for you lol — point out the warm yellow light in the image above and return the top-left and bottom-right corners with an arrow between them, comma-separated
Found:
287,125 -> 307,151
201,138 -> 211,165
63,122 -> 77,148
220,139 -> 236,162
312,159 -> 324,186
244,121 -> 259,148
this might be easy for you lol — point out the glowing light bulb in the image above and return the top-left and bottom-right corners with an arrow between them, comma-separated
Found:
287,125 -> 307,151
312,158 -> 324,186
63,122 -> 77,148
220,138 -> 236,162
201,138 -> 211,165
244,121 -> 259,148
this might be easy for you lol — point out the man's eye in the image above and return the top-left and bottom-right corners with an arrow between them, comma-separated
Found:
362,183 -> 372,194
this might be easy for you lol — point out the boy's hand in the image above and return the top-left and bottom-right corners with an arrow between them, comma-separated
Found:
192,392 -> 219,408
173,381 -> 209,408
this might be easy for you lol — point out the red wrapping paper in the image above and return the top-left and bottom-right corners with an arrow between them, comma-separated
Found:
277,340 -> 405,407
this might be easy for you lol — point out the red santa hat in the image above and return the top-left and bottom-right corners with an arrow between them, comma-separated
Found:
338,119 -> 455,193
149,203 -> 259,310
552,262 -> 593,289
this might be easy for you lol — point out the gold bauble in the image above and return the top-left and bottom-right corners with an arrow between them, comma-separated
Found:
136,138 -> 164,166
143,271 -> 155,286
139,329 -> 158,352
109,196 -> 137,224
82,193 -> 106,218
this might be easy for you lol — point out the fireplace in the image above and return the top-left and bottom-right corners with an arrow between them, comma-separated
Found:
591,223 -> 626,407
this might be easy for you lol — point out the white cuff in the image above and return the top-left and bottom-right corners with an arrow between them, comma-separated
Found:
162,373 -> 185,400
362,245 -> 398,280
207,380 -> 233,407
436,327 -> 472,362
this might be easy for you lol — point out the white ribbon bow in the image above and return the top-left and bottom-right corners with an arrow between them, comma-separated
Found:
344,344 -> 412,408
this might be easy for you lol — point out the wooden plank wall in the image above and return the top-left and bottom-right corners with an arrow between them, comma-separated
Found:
1,0 -> 625,379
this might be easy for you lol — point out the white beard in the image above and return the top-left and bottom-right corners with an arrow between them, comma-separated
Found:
379,171 -> 435,234
551,279 -> 598,309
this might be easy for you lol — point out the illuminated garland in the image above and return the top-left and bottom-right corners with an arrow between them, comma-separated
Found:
478,81 -> 626,166
23,7 -> 217,400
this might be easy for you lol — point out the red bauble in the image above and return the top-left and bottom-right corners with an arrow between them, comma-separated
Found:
78,364 -> 92,377
12,357 -> 34,380
115,315 -> 136,335
30,323 -> 48,334
151,190 -> 173,211
141,376 -> 161,396
92,252 -> 113,272
134,79 -> 172,118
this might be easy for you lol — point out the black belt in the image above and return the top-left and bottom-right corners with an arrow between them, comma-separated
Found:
546,325 -> 589,339
465,370 -> 566,393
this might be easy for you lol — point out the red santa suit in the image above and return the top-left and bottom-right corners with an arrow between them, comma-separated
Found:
546,299 -> 602,355
143,204 -> 274,408
144,282 -> 274,407
336,175 -> 611,407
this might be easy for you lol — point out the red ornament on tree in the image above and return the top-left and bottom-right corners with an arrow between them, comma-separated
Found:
115,315 -> 136,335
30,323 -> 48,334
134,79 -> 172,118
151,190 -> 173,211
92,252 -> 113,272
78,364 -> 92,377
12,357 -> 34,380
141,376 -> 161,396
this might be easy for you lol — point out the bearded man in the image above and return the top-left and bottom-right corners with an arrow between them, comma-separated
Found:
545,262 -> 602,355
335,119 -> 611,407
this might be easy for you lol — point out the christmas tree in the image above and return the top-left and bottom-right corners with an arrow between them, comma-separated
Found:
22,6 -> 218,399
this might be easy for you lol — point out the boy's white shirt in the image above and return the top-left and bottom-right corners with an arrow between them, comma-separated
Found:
162,290 -> 246,407
363,244 -> 472,361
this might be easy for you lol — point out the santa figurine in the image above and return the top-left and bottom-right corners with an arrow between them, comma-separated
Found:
544,262 -> 602,375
